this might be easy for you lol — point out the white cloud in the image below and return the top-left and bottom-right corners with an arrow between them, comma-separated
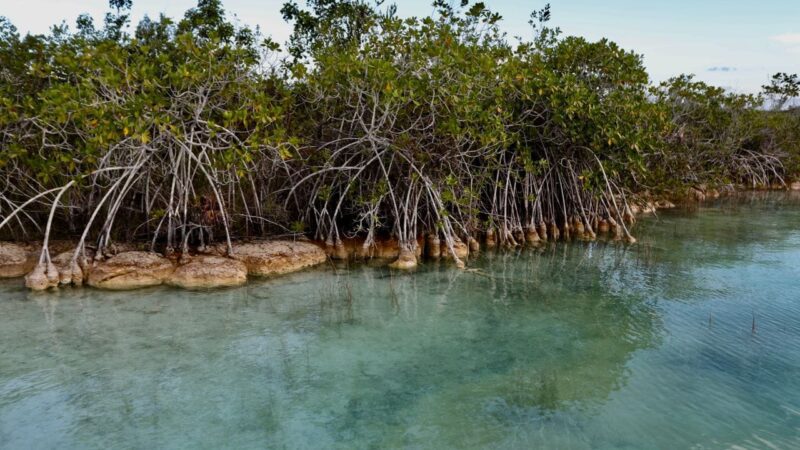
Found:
771,33 -> 800,45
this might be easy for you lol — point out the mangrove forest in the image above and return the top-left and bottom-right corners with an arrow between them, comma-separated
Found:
1,0 -> 799,284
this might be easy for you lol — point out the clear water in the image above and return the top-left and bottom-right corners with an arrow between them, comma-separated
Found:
2,193 -> 800,450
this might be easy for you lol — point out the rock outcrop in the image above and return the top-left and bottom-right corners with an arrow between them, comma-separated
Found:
388,247 -> 418,270
226,240 -> 327,276
440,238 -> 469,260
655,199 -> 676,209
0,242 -> 36,278
87,251 -> 175,290
689,187 -> 706,201
167,255 -> 247,289
24,247 -> 95,290
47,249 -> 91,287
323,236 -> 424,261
426,234 -> 442,258
24,262 -> 58,291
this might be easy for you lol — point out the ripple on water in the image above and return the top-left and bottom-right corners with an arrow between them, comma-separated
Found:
1,195 -> 800,448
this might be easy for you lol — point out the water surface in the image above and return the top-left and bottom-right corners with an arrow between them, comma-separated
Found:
2,193 -> 800,449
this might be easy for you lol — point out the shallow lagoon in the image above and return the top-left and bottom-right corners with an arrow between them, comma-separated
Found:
1,193 -> 800,449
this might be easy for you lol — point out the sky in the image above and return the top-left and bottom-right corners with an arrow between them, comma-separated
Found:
1,0 -> 798,93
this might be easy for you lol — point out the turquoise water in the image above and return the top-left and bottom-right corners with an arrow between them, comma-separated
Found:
2,193 -> 800,449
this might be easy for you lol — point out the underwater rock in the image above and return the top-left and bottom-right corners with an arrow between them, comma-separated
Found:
168,255 -> 247,289
88,251 -> 175,290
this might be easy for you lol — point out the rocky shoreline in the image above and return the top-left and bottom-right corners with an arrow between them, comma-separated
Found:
2,184 -> 799,292
0,240 -> 327,292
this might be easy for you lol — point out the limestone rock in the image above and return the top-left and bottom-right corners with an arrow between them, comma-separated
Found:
525,226 -> 540,244
50,248 -> 94,286
388,248 -> 417,270
690,187 -> 706,201
369,238 -> 401,259
0,242 -> 36,278
331,240 -> 350,260
513,229 -> 525,245
25,264 -> 52,291
229,240 -> 327,277
790,181 -> 800,191
655,199 -> 676,209
88,251 -> 175,290
24,260 -> 62,291
572,218 -> 586,235
168,255 -> 247,289
485,228 -> 497,248
426,234 -> 442,258
468,237 -> 480,253
537,222 -> 548,241
548,223 -> 560,241
441,238 -> 469,260
639,202 -> 655,215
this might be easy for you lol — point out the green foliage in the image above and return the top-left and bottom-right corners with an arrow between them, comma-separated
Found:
763,72 -> 800,111
653,75 -> 798,188
0,0 -> 798,247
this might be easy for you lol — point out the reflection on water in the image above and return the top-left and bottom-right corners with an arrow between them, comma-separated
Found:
1,192 -> 800,449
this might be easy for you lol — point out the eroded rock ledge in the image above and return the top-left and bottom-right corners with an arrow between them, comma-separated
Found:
168,255 -> 247,290
87,251 -> 175,290
4,185 -> 798,290
223,240 -> 327,277
0,242 -> 36,278
2,240 -> 329,291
